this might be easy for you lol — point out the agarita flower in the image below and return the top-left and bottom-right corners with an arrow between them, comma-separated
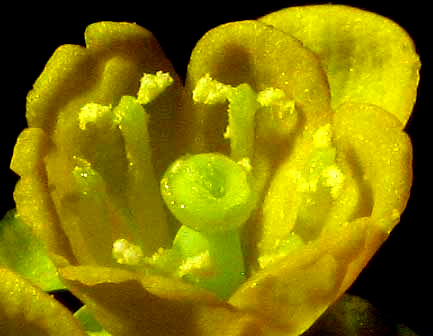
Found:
0,5 -> 420,336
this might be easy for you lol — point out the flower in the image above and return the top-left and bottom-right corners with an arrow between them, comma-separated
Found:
1,5 -> 420,336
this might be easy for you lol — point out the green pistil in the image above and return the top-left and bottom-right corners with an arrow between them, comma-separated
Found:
159,153 -> 255,298
160,153 -> 255,233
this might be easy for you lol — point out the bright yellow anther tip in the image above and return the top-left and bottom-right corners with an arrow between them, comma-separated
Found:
192,73 -> 233,104
78,103 -> 112,130
257,87 -> 286,106
137,71 -> 174,105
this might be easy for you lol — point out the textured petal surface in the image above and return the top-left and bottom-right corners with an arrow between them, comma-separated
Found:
60,265 -> 267,336
185,20 -> 331,154
333,102 -> 412,293
11,128 -> 75,263
12,22 -> 184,266
230,103 -> 412,335
260,4 -> 420,126
0,268 -> 85,335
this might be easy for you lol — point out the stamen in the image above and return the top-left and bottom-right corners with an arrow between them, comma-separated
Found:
177,251 -> 215,278
137,71 -> 174,105
256,87 -> 286,106
78,103 -> 112,130
112,238 -> 144,265
192,73 -> 233,104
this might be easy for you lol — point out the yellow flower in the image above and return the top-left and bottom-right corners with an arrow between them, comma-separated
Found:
4,5 -> 419,335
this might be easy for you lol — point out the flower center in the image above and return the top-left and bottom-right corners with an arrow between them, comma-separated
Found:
147,75 -> 299,298
87,72 -> 297,299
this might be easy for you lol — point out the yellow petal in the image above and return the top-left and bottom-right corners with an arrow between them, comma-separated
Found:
0,268 -> 85,335
333,102 -> 412,232
260,4 -> 420,126
231,101 -> 412,334
230,246 -> 338,335
60,265 -> 267,336
184,20 -> 331,154
26,22 -> 179,131
14,22 -> 184,266
333,102 -> 413,293
11,128 -> 76,263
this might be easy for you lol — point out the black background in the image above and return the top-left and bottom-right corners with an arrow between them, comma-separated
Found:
1,1 -> 428,335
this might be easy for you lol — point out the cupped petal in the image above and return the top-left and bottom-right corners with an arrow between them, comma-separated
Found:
260,4 -> 421,126
230,102 -> 412,334
13,22 -> 184,266
11,128 -> 76,263
333,102 -> 412,293
0,268 -> 85,335
230,216 -> 369,335
184,20 -> 331,154
60,265 -> 269,336
184,21 -> 333,267
26,21 -> 181,135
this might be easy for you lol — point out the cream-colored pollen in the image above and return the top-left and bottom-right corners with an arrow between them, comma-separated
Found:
112,238 -> 144,265
176,251 -> 215,278
79,103 -> 112,130
137,71 -> 174,105
257,87 -> 286,106
193,73 -> 233,104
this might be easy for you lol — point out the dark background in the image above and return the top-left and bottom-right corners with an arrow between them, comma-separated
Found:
1,1 -> 428,335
